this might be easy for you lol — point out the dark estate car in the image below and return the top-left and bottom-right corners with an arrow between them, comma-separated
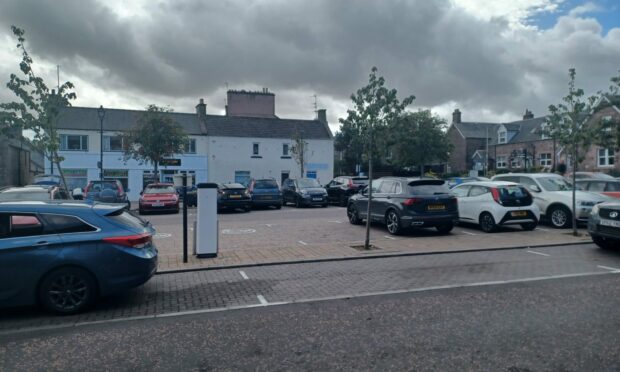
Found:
588,201 -> 620,249
325,176 -> 369,206
347,177 -> 458,235
217,183 -> 252,212
0,201 -> 158,314
248,178 -> 282,209
0,185 -> 70,201
139,183 -> 180,214
84,180 -> 131,210
576,179 -> 620,199
282,178 -> 328,208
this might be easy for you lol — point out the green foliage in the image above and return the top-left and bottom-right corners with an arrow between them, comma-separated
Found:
0,26 -> 77,189
121,105 -> 189,175
595,70 -> 620,151
388,110 -> 452,171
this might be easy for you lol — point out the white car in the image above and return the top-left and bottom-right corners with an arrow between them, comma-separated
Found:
452,181 -> 540,232
492,173 -> 612,228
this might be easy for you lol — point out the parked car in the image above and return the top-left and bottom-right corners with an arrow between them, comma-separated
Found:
575,179 -> 620,199
217,183 -> 252,212
446,176 -> 491,188
32,174 -> 62,186
492,173 -> 611,228
0,185 -> 70,201
139,183 -> 180,214
0,201 -> 158,314
588,201 -> 620,249
347,177 -> 458,235
84,180 -> 131,210
566,172 -> 615,180
248,178 -> 282,209
451,181 -> 540,232
179,185 -> 198,207
282,178 -> 328,208
325,176 -> 369,206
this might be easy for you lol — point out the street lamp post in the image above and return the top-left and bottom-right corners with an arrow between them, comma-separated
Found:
97,105 -> 105,182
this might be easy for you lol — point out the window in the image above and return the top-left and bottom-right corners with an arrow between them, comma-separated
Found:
253,143 -> 260,156
587,182 -> 606,192
0,213 -> 51,238
469,186 -> 488,197
306,170 -> 317,179
598,148 -> 615,167
185,139 -> 196,154
103,135 -> 124,152
540,123 -> 551,140
451,185 -> 471,197
379,181 -> 396,194
496,156 -> 507,169
518,177 -> 538,190
235,171 -> 251,186
282,143 -> 289,156
370,180 -> 382,193
606,182 -> 620,192
498,130 -> 507,144
63,169 -> 88,191
511,157 -> 521,168
60,134 -> 88,151
41,214 -> 97,234
539,153 -> 552,167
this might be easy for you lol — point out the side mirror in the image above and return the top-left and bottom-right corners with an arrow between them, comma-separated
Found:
529,185 -> 541,193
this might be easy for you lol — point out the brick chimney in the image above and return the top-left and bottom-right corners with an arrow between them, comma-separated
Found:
523,109 -> 534,120
452,109 -> 462,124
226,89 -> 276,118
317,109 -> 327,123
196,98 -> 207,119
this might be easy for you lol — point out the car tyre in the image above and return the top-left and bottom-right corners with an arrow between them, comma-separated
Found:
275,204 -> 282,210
436,223 -> 454,234
548,205 -> 571,229
593,235 -> 615,249
385,209 -> 402,235
39,267 -> 97,315
295,197 -> 302,208
339,195 -> 348,207
521,222 -> 537,231
322,203 -> 328,208
347,204 -> 362,225
479,212 -> 497,233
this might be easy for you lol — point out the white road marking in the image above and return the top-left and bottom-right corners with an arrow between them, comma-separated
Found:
526,250 -> 550,257
328,220 -> 343,224
384,235 -> 397,240
461,231 -> 478,236
153,233 -> 172,239
3,269 -> 617,337
597,265 -> 620,272
536,228 -> 551,232
265,224 -> 272,227
239,271 -> 249,280
298,240 -> 308,245
256,294 -> 268,305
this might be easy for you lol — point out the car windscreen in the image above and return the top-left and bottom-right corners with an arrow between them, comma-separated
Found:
538,177 -> 573,191
298,179 -> 321,188
145,186 -> 176,194
407,181 -> 450,195
0,191 -> 50,201
254,180 -> 279,189
222,183 -> 246,190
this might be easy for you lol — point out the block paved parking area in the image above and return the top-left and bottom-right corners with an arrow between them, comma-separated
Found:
144,205 -> 592,271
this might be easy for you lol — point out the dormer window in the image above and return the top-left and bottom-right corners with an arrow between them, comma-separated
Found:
540,123 -> 550,140
498,129 -> 507,144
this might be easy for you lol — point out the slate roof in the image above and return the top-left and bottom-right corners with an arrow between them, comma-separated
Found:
451,122 -> 499,138
56,106 -> 333,140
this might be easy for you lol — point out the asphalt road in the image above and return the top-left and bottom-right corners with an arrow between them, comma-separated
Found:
1,243 -> 620,371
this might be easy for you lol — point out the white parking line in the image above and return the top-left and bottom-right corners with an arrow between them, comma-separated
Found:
328,220 -> 343,224
239,271 -> 249,280
265,224 -> 272,228
461,231 -> 478,236
526,250 -> 550,257
256,294 -> 269,305
298,240 -> 308,246
384,235 -> 397,240
536,228 -> 551,232
597,265 -> 620,272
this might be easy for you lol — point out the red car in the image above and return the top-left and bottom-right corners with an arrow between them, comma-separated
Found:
139,183 -> 180,214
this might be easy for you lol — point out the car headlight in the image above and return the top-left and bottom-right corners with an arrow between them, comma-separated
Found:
301,189 -> 308,194
591,203 -> 600,215
579,200 -> 596,207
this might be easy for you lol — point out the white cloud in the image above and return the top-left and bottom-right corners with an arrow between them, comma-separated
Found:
451,0 -> 564,27
569,1 -> 602,16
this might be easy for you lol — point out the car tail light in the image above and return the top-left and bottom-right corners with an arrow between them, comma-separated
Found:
347,179 -> 354,189
403,198 -> 422,206
490,188 -> 503,205
103,233 -> 152,249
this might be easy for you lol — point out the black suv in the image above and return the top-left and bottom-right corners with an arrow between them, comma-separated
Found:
347,177 -> 458,235
282,178 -> 328,208
325,176 -> 369,206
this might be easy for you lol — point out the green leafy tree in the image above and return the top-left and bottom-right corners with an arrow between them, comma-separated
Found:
0,26 -> 77,190
121,105 -> 189,181
541,68 -> 598,236
339,66 -> 415,249
290,130 -> 308,178
389,110 -> 452,175
595,70 -> 620,151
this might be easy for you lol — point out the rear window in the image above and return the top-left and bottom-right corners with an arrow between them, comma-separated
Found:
89,181 -> 119,191
41,214 -> 98,234
254,180 -> 279,189
106,210 -> 147,229
145,185 -> 176,194
222,183 -> 246,189
498,186 -> 530,200
408,181 -> 450,195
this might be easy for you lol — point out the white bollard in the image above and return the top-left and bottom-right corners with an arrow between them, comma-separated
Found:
195,183 -> 218,258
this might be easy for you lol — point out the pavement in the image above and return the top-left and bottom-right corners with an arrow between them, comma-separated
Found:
2,243 -> 620,371
145,204 -> 593,271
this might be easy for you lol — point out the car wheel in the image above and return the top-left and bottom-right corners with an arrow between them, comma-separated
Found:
295,197 -> 301,208
479,212 -> 497,233
276,204 -> 282,210
385,210 -> 402,235
339,195 -> 348,207
521,222 -> 537,231
347,204 -> 362,225
436,223 -> 454,234
322,203 -> 328,208
548,205 -> 571,229
245,206 -> 251,212
593,235 -> 615,249
39,267 -> 97,315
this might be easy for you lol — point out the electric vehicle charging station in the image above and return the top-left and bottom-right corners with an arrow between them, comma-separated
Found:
195,183 -> 219,258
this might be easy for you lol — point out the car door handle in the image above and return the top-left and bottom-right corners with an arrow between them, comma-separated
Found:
34,241 -> 49,247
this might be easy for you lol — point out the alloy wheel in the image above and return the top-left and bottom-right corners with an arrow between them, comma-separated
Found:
550,208 -> 568,228
386,211 -> 401,235
46,273 -> 89,312
480,213 -> 496,233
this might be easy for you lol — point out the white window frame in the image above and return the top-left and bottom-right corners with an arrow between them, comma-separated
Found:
510,157 -> 521,168
103,135 -> 124,152
498,130 -> 507,144
60,134 -> 88,151
282,143 -> 289,156
539,153 -> 552,167
185,139 -> 197,154
598,148 -> 615,167
496,155 -> 507,169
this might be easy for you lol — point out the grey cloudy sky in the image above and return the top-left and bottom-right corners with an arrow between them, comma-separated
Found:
0,0 -> 619,132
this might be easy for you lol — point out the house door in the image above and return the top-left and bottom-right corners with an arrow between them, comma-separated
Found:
281,171 -> 289,185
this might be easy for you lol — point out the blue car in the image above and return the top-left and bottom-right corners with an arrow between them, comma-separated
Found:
248,178 -> 283,209
0,201 -> 158,314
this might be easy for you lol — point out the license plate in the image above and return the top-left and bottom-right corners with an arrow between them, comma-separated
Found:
260,196 -> 272,200
230,195 -> 241,199
153,202 -> 164,207
511,211 -> 528,217
427,204 -> 445,211
312,198 -> 323,201
600,219 -> 620,228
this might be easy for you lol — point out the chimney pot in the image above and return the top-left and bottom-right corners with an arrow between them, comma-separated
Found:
196,98 -> 207,118
317,109 -> 327,123
452,109 -> 462,124
523,109 -> 534,120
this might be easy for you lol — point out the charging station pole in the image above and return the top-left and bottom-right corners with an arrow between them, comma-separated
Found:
182,174 -> 188,263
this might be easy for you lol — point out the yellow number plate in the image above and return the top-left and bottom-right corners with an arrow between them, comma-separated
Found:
427,204 -> 445,211
511,211 -> 527,217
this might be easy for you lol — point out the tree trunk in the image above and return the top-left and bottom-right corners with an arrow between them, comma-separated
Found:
364,128 -> 373,250
572,144 -> 578,237
420,164 -> 424,177
53,151 -> 71,198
